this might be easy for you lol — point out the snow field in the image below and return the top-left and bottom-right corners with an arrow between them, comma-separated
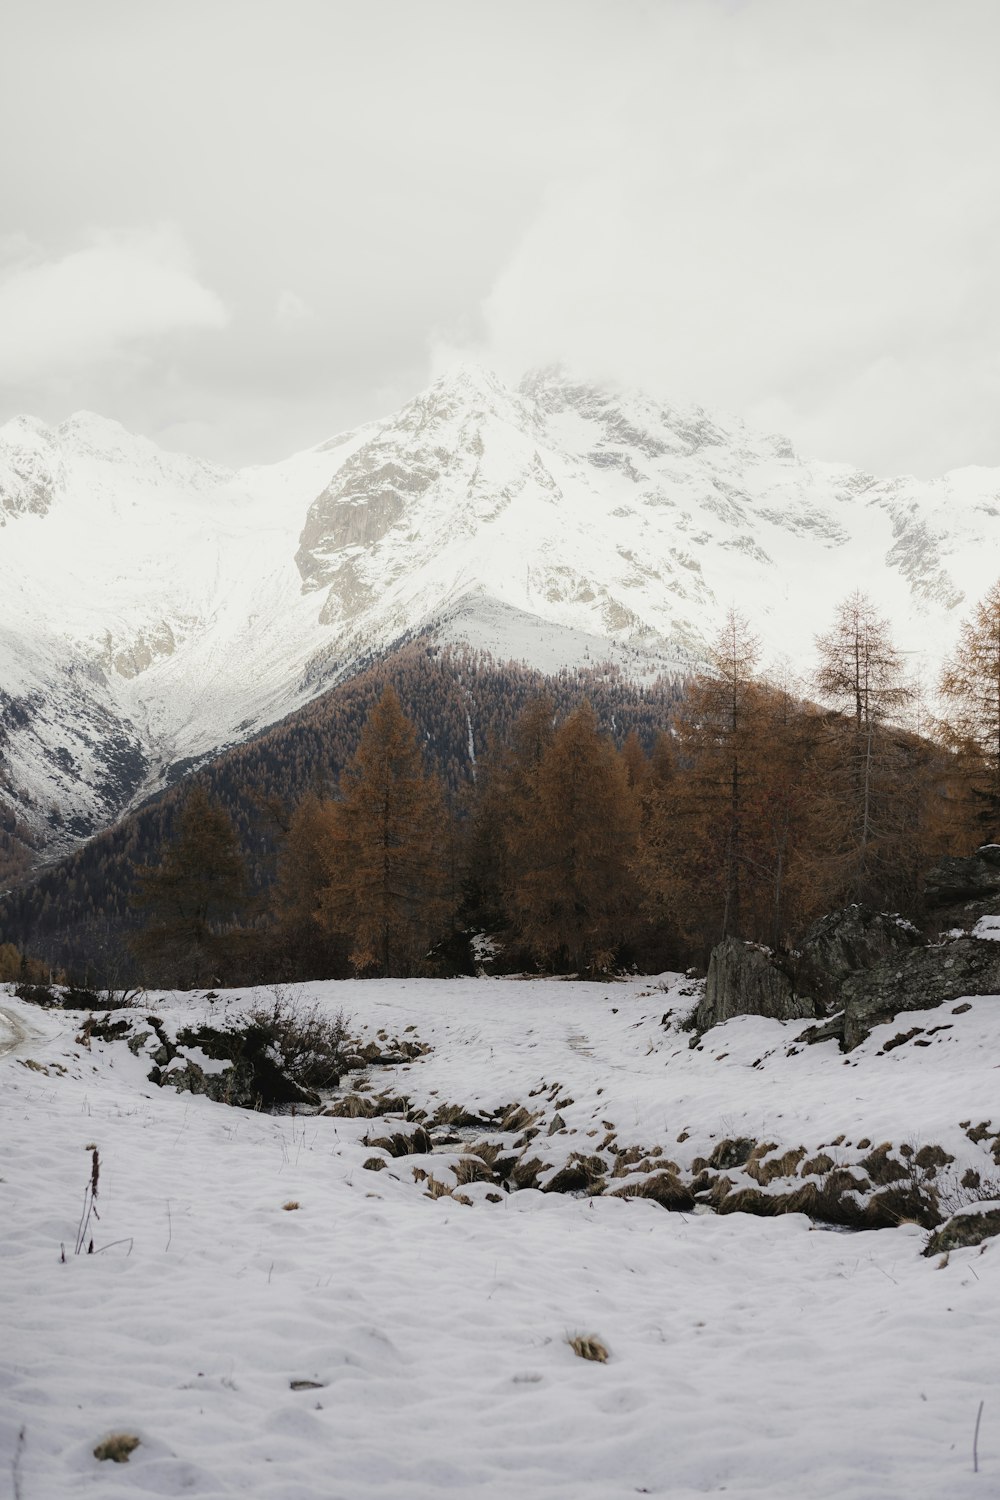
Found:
2,976 -> 999,1498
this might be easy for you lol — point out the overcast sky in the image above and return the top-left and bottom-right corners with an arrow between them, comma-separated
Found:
2,0 -> 999,476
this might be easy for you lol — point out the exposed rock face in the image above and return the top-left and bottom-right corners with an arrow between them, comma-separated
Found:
695,937 -> 817,1031
838,937 -> 1000,1050
794,905 -> 920,1008
923,846 -> 1000,908
700,894 -> 1000,1052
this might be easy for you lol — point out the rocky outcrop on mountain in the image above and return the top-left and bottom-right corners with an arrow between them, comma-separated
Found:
695,937 -> 816,1030
0,416 -> 65,521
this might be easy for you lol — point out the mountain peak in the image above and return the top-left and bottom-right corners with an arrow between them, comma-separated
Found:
58,409 -> 148,457
428,362 -> 509,402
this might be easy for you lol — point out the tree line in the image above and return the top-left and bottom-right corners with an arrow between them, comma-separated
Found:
128,582 -> 1000,988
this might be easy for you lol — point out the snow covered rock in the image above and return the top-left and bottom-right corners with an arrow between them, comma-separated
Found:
839,937 -> 1000,1050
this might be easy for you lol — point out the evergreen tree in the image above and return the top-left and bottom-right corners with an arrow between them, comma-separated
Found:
317,686 -> 451,975
130,785 -> 246,987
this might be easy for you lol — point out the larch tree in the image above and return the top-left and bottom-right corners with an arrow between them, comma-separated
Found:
130,784 -> 247,987
647,609 -> 762,949
270,790 -> 345,978
317,685 -> 451,976
505,702 -> 640,974
810,590 -> 916,905
939,579 -> 1000,834
462,696 -> 556,933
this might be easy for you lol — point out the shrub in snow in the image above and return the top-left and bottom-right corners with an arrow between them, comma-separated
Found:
925,1201 -> 1000,1257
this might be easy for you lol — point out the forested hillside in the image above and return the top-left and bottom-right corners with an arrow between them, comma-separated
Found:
4,583 -> 998,989
0,642 -> 682,978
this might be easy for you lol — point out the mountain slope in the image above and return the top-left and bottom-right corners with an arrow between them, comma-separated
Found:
1,365 -> 997,861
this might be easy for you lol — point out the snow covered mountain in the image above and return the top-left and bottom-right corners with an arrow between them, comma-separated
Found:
1,364 -> 998,859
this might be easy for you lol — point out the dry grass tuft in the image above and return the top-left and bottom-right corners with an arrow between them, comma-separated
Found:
282,1200 -> 301,1211
323,1094 -> 378,1119
745,1146 -> 806,1186
453,1155 -> 496,1186
94,1433 -> 141,1463
568,1334 -> 609,1363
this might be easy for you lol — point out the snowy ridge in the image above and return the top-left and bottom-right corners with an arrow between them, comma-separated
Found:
1,366 -> 999,855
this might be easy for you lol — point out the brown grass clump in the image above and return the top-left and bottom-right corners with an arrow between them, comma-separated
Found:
452,1156 -> 496,1187
324,1094 -> 378,1119
610,1170 -> 694,1211
465,1140 -> 502,1167
913,1144 -> 954,1175
415,1171 -> 466,1201
281,1200 -> 301,1211
509,1155 -> 546,1190
611,1144 -> 648,1177
544,1154 -> 607,1195
568,1334 -> 609,1363
801,1153 -> 836,1177
707,1137 -> 758,1171
745,1146 -> 806,1186
860,1144 -> 909,1185
362,1127 -> 432,1157
94,1433 -> 141,1463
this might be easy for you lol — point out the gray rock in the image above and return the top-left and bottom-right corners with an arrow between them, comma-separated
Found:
839,937 -> 1000,1050
923,846 -> 1000,908
696,937 -> 817,1031
795,905 -> 920,1007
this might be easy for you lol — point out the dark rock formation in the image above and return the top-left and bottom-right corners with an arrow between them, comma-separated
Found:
794,905 -> 921,1008
838,937 -> 1000,1050
923,845 -> 1000,908
695,937 -> 817,1031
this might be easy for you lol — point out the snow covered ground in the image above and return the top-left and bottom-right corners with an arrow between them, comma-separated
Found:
2,974 -> 998,1499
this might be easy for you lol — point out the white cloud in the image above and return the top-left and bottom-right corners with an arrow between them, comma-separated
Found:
0,226 -> 228,382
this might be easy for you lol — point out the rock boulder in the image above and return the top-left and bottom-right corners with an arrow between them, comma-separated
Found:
923,845 -> 1000,908
794,905 -> 921,1008
838,936 -> 1000,1050
695,937 -> 817,1031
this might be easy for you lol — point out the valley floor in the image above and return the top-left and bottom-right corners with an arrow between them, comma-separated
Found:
2,975 -> 998,1499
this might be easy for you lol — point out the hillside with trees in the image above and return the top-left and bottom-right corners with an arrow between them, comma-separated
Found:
0,641 -> 682,979
2,585 -> 998,989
